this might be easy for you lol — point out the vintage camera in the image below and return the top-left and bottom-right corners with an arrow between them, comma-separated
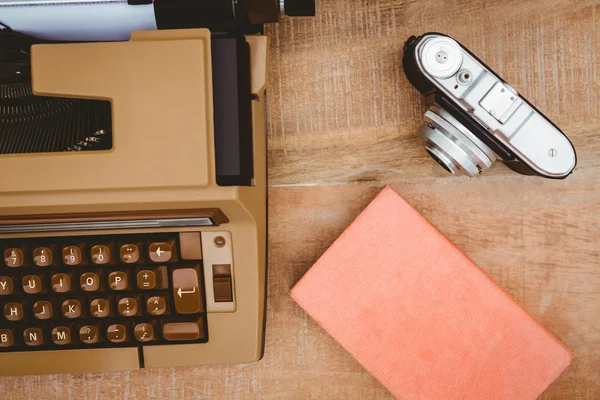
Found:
403,33 -> 577,179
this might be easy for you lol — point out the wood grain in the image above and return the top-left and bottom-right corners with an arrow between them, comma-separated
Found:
1,0 -> 599,398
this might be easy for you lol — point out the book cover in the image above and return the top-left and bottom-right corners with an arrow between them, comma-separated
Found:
291,186 -> 572,399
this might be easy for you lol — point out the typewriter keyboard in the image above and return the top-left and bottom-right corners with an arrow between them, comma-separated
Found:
0,233 -> 208,352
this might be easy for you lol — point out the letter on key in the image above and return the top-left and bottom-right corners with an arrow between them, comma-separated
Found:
107,324 -> 127,343
4,248 -> 23,267
52,327 -> 71,345
109,271 -> 128,291
52,273 -> 71,293
80,325 -> 100,344
0,277 -> 13,295
63,246 -> 82,266
172,268 -> 202,314
120,244 -> 139,264
81,272 -> 100,292
147,296 -> 167,316
91,299 -> 110,318
149,240 -> 176,263
24,328 -> 44,346
0,329 -> 14,347
118,297 -> 138,317
33,247 -> 52,267
4,302 -> 23,321
34,301 -> 52,320
91,245 -> 110,265
22,275 -> 42,294
134,323 -> 154,342
137,270 -> 156,290
62,300 -> 82,319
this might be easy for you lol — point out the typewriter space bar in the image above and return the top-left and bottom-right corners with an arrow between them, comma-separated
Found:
0,348 -> 139,376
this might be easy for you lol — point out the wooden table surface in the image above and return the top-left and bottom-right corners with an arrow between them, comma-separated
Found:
2,0 -> 599,398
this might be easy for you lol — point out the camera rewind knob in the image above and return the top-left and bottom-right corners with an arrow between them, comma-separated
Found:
420,37 -> 463,78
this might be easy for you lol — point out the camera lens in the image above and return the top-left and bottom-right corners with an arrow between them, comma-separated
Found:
420,104 -> 497,176
425,145 -> 457,174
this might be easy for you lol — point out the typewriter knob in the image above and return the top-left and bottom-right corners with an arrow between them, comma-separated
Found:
282,0 -> 316,16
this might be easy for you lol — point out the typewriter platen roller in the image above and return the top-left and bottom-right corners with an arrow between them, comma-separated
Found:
0,0 -> 315,41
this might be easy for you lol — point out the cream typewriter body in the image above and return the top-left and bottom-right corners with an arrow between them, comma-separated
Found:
0,27 -> 270,375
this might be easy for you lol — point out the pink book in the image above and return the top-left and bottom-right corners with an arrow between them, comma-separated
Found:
291,186 -> 572,399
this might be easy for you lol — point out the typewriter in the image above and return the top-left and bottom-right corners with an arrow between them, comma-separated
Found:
0,0 -> 314,376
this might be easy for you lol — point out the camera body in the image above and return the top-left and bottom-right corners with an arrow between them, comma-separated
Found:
403,33 -> 577,179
